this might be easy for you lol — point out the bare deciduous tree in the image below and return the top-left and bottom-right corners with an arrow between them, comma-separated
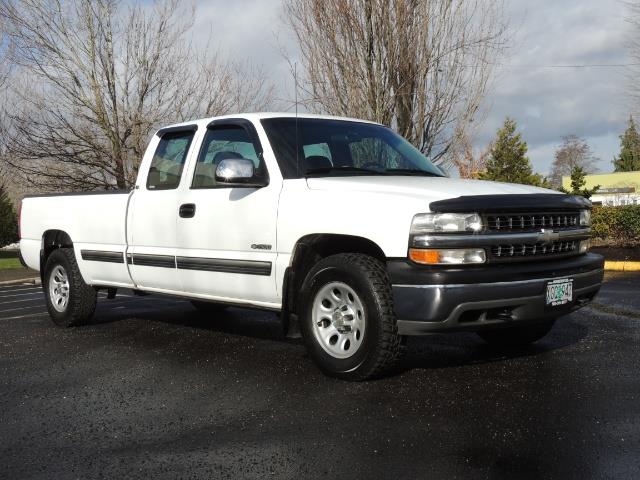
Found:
283,0 -> 508,164
1,0 -> 274,191
449,131 -> 491,179
548,135 -> 598,188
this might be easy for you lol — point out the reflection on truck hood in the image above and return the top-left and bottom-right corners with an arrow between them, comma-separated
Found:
305,176 -> 555,202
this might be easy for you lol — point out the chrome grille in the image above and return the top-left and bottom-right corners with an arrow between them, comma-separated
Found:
484,212 -> 579,232
490,240 -> 578,259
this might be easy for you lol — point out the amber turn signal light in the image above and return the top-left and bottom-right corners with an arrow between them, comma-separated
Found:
408,248 -> 441,264
408,248 -> 486,265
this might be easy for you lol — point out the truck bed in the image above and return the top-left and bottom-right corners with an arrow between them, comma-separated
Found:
20,191 -> 133,287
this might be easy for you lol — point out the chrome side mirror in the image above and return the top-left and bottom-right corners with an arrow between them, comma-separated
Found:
215,159 -> 267,187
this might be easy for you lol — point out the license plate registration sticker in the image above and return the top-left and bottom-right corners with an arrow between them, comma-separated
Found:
546,278 -> 573,306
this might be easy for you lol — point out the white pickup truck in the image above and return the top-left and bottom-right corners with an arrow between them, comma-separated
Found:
19,113 -> 604,380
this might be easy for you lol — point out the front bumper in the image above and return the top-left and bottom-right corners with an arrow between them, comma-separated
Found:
389,253 -> 604,335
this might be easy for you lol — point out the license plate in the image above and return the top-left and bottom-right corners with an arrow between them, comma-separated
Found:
546,278 -> 573,307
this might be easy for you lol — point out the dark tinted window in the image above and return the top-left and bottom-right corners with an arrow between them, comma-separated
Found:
192,126 -> 262,188
261,118 -> 443,179
147,131 -> 194,190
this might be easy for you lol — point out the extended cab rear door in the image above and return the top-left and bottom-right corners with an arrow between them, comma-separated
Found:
126,125 -> 200,292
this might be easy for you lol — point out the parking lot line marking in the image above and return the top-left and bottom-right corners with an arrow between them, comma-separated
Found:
0,312 -> 50,321
0,284 -> 42,292
0,284 -> 40,290
0,303 -> 46,312
0,287 -> 41,294
0,298 -> 49,305
0,292 -> 44,299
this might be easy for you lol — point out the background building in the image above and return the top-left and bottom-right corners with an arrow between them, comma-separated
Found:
562,171 -> 640,206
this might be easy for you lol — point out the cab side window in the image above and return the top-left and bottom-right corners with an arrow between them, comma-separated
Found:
147,131 -> 195,190
192,126 -> 261,188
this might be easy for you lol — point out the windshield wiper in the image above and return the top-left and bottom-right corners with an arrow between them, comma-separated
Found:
385,168 -> 444,177
305,166 -> 387,175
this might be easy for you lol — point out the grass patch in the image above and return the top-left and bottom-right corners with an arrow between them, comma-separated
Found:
0,250 -> 23,270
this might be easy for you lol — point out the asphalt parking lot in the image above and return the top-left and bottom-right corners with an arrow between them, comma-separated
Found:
1,274 -> 639,479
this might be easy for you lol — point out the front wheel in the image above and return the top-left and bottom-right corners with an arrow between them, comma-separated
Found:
43,248 -> 97,327
477,320 -> 556,347
299,253 -> 405,381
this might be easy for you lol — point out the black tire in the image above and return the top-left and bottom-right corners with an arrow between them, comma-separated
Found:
477,320 -> 556,347
43,248 -> 97,327
298,253 -> 405,381
191,300 -> 228,315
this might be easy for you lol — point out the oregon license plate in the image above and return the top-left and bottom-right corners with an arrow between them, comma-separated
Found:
546,278 -> 573,307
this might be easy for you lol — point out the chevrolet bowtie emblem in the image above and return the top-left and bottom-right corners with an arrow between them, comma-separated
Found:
538,228 -> 560,245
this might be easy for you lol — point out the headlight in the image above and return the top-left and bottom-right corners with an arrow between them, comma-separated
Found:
410,213 -> 483,234
579,210 -> 591,226
409,248 -> 486,265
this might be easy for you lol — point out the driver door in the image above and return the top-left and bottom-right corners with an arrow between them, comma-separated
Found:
175,120 -> 280,307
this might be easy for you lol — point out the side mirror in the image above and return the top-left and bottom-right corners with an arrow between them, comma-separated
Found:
215,159 -> 267,187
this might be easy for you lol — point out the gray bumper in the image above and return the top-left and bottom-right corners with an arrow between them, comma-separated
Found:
389,254 -> 604,335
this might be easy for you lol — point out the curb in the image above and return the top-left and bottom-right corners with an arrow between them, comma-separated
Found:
604,261 -> 640,272
0,277 -> 41,287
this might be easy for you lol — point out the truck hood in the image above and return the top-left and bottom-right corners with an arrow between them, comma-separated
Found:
305,176 -> 555,203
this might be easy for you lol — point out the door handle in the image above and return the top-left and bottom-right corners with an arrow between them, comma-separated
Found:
179,203 -> 196,218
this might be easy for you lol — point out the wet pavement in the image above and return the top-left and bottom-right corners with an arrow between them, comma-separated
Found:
594,271 -> 640,316
1,273 -> 639,479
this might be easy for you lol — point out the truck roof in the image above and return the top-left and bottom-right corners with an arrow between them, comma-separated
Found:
157,112 -> 383,134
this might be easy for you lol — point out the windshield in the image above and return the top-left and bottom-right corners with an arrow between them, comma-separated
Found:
260,118 -> 445,179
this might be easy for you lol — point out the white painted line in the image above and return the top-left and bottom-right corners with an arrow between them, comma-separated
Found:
0,284 -> 40,290
0,305 -> 47,314
0,292 -> 43,299
0,298 -> 48,305
0,286 -> 41,294
0,279 -> 40,287
0,312 -> 50,321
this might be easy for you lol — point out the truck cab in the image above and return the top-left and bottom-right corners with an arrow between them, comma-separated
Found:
19,113 -> 604,380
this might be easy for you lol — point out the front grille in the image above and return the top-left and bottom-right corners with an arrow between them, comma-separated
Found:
490,240 -> 578,259
484,212 -> 579,232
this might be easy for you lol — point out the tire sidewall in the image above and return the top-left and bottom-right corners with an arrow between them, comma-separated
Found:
43,249 -> 76,327
299,260 -> 384,376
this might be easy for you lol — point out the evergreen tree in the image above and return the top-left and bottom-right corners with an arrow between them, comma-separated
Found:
0,182 -> 18,247
560,165 -> 600,199
613,115 -> 640,172
480,117 -> 546,186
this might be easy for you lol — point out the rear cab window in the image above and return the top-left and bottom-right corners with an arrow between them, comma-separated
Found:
147,130 -> 195,190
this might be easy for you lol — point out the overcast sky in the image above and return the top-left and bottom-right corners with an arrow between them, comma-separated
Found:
192,0 -> 633,176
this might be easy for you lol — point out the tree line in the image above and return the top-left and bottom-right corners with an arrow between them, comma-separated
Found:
0,0 -> 507,195
456,114 -> 640,198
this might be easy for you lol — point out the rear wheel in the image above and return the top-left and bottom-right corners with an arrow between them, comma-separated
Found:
299,253 -> 404,381
43,248 -> 97,327
477,320 -> 556,347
